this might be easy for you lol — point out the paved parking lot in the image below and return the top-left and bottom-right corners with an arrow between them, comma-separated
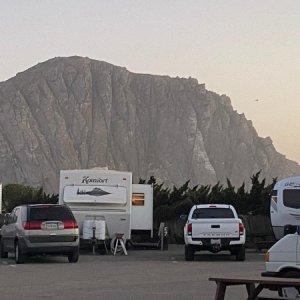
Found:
0,245 -> 268,300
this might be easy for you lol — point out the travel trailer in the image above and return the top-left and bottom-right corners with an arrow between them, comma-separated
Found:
131,184 -> 153,238
59,169 -> 153,243
270,176 -> 300,240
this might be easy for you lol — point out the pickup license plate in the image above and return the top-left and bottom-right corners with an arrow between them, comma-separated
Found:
211,239 -> 221,245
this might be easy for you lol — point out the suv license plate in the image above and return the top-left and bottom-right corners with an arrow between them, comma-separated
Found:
46,223 -> 58,230
211,239 -> 221,245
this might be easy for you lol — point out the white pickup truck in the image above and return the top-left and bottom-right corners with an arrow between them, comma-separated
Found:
183,204 -> 246,261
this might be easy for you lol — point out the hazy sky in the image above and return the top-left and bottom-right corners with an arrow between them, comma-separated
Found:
1,0 -> 300,162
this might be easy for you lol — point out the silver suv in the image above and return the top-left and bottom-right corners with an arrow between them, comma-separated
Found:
0,204 -> 79,264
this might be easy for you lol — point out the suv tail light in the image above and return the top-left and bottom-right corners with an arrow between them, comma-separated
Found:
187,223 -> 192,236
63,220 -> 78,229
239,222 -> 244,235
23,221 -> 42,230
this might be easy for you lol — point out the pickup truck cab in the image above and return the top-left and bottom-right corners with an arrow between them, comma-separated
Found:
183,204 -> 246,261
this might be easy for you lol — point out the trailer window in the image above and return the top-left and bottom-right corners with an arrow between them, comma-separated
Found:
283,189 -> 300,209
132,193 -> 144,206
192,208 -> 234,219
271,190 -> 277,203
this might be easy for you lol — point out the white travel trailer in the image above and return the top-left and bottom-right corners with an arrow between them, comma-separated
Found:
270,176 -> 300,240
59,169 -> 132,240
59,169 -> 154,243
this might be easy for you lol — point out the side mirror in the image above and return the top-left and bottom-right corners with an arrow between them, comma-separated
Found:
180,214 -> 188,221
4,214 -> 11,225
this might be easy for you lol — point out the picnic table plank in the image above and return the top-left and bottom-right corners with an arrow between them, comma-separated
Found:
209,276 -> 300,300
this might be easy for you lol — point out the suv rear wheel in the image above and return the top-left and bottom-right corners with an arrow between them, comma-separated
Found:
68,249 -> 79,263
15,241 -> 25,264
0,239 -> 8,258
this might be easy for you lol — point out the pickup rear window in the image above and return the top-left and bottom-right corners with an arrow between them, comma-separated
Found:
192,208 -> 234,219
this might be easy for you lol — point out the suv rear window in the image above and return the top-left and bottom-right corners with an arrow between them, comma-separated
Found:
28,206 -> 75,221
192,208 -> 234,219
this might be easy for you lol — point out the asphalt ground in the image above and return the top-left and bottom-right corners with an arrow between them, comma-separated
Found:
0,245 -> 273,300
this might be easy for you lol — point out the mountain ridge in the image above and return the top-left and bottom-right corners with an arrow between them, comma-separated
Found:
0,56 -> 299,193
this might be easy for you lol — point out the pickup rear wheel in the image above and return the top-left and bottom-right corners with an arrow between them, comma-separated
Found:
235,246 -> 245,261
185,245 -> 195,261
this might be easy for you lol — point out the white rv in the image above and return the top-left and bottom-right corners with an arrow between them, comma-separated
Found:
59,169 -> 132,240
270,176 -> 300,240
59,169 -> 154,242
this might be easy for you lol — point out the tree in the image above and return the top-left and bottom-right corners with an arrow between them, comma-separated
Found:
2,184 -> 58,213
137,173 -> 277,223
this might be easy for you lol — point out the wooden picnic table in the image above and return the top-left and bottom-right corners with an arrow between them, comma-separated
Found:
209,276 -> 300,300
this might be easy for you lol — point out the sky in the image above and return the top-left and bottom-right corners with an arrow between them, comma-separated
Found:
1,0 -> 300,162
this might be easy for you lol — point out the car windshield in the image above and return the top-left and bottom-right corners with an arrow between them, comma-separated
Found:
192,208 -> 234,219
29,206 -> 74,221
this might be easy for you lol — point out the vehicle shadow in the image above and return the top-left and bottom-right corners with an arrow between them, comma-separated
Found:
193,252 -> 238,261
2,254 -> 69,264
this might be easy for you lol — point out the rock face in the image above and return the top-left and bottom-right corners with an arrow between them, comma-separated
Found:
0,56 -> 299,193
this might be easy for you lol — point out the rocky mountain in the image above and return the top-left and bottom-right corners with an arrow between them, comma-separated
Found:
0,56 -> 299,193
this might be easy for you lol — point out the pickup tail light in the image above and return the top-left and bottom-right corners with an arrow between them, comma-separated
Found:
187,223 -> 192,236
239,222 -> 244,235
